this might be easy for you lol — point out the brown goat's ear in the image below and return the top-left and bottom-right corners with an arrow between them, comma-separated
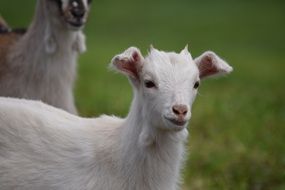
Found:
194,51 -> 233,79
111,47 -> 144,80
0,16 -> 10,33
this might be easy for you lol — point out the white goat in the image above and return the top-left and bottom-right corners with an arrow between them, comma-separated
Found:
0,46 -> 232,190
0,0 -> 92,114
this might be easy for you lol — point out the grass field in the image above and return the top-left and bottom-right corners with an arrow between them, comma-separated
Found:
1,0 -> 285,189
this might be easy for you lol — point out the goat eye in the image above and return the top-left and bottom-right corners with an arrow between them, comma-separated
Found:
194,81 -> 200,89
144,80 -> 156,88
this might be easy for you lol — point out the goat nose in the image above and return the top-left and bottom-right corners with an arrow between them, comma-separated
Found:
172,105 -> 188,117
71,9 -> 85,18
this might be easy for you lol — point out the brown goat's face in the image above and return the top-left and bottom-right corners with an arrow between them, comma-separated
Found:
52,0 -> 92,30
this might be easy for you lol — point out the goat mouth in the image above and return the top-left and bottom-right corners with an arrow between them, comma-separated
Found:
67,20 -> 84,28
164,117 -> 187,127
65,18 -> 86,29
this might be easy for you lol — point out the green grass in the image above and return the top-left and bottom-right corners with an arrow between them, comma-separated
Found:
1,0 -> 285,189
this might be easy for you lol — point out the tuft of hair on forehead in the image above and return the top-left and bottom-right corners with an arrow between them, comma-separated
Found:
146,45 -> 193,66
180,45 -> 193,60
60,0 -> 89,7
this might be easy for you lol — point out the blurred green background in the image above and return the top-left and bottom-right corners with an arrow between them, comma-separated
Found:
1,0 -> 285,189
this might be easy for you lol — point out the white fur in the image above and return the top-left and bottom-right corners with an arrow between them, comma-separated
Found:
0,46 -> 232,190
0,0 -> 89,114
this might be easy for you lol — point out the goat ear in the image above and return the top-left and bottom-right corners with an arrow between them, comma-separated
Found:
0,16 -> 10,32
72,32 -> 86,53
194,51 -> 233,79
111,47 -> 144,80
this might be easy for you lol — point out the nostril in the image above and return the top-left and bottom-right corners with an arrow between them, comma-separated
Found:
172,107 -> 180,115
182,110 -> 188,116
172,105 -> 188,116
71,9 -> 85,18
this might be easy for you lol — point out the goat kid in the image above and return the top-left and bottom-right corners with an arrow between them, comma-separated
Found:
0,0 -> 92,114
0,46 -> 232,190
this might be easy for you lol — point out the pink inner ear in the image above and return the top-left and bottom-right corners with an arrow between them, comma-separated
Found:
132,51 -> 140,63
124,60 -> 139,79
198,56 -> 218,78
116,56 -> 139,79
